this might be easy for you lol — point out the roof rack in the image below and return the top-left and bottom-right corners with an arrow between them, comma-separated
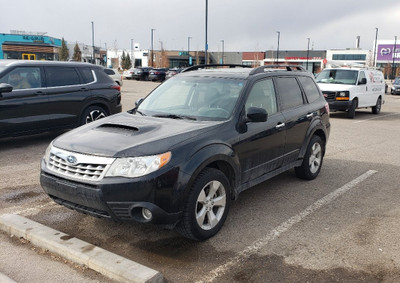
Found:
250,65 -> 306,75
181,64 -> 251,73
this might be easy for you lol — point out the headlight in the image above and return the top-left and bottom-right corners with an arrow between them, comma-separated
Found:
105,152 -> 171,178
43,142 -> 53,164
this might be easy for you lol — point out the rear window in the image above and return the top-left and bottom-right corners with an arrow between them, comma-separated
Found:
46,67 -> 81,87
104,69 -> 115,75
275,77 -> 304,110
80,68 -> 95,84
298,76 -> 321,103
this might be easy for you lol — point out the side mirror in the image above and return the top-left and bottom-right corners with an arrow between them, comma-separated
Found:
135,98 -> 144,106
358,78 -> 367,85
0,83 -> 13,95
246,107 -> 267,122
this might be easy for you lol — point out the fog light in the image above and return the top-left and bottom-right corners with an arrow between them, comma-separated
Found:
142,208 -> 153,221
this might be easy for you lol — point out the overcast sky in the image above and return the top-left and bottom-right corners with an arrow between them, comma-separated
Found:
1,0 -> 400,52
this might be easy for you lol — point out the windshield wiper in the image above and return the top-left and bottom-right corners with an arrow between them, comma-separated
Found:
153,114 -> 196,120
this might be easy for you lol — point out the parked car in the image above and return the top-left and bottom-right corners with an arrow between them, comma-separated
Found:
149,68 -> 168,81
40,64 -> 330,241
132,67 -> 153,81
316,67 -> 385,118
122,68 -> 135,80
0,60 -> 122,138
104,68 -> 123,86
166,68 -> 183,80
391,77 -> 400,95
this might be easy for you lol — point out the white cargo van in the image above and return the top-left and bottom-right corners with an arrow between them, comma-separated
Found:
316,67 -> 385,118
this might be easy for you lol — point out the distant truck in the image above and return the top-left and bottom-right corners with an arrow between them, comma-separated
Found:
316,67 -> 385,118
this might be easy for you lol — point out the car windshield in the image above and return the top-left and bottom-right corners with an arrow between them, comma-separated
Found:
316,69 -> 358,85
394,78 -> 400,85
137,76 -> 245,121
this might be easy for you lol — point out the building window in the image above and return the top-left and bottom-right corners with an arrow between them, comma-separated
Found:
332,54 -> 366,61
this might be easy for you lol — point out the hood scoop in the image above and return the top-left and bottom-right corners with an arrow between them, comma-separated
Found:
96,123 -> 139,135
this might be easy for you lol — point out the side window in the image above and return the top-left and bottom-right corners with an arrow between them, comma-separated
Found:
46,67 -> 81,87
275,77 -> 304,110
0,67 -> 42,90
104,69 -> 115,75
358,71 -> 366,84
79,68 -> 95,84
245,79 -> 277,115
298,76 -> 321,103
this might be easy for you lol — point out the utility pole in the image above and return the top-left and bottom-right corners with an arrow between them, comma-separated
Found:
91,21 -> 95,64
306,37 -> 310,71
221,40 -> 224,64
188,36 -> 192,66
276,31 -> 280,64
392,36 -> 397,80
205,0 -> 208,65
151,29 -> 155,67
130,38 -> 133,67
373,27 -> 378,67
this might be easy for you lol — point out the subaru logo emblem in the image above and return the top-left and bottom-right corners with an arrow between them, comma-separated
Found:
66,155 -> 78,165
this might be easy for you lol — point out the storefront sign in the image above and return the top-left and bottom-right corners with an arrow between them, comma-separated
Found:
377,44 -> 400,61
285,57 -> 322,60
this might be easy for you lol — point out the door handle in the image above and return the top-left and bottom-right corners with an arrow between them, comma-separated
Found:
35,91 -> 46,95
275,122 -> 285,129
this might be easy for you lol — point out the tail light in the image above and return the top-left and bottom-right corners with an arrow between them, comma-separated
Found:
112,85 -> 121,92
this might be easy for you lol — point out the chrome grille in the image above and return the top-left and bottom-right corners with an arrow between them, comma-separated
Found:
322,91 -> 336,101
46,146 -> 114,182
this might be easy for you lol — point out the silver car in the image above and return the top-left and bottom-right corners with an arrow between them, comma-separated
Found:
104,68 -> 123,86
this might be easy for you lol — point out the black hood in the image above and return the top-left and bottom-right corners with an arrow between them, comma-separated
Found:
53,112 -> 222,157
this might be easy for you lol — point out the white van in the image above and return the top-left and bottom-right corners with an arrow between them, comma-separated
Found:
316,67 -> 385,118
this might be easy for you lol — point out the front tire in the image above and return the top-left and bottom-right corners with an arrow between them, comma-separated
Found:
176,168 -> 230,241
372,97 -> 382,114
295,135 -> 325,180
347,99 -> 357,119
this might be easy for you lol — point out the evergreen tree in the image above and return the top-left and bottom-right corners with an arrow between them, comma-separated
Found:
72,42 -> 82,62
59,38 -> 69,61
121,51 -> 132,69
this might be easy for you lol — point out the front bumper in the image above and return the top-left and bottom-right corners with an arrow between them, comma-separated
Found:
327,100 -> 352,111
40,159 -> 183,228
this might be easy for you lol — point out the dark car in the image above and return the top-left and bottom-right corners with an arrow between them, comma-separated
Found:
40,64 -> 330,241
149,68 -> 168,81
132,67 -> 153,81
391,77 -> 400,95
0,60 -> 122,138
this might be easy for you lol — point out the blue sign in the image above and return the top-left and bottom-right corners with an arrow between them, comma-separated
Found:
189,57 -> 192,65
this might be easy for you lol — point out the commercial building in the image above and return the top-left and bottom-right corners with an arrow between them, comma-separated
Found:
263,50 -> 325,73
0,31 -> 62,60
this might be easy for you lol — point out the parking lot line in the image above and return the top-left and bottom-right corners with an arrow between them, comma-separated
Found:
353,113 -> 400,124
198,170 -> 378,283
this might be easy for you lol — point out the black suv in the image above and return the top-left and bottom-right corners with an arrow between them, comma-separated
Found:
40,65 -> 330,240
0,60 -> 122,137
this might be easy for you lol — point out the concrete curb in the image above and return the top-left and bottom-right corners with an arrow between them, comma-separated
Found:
0,272 -> 17,283
0,214 -> 164,283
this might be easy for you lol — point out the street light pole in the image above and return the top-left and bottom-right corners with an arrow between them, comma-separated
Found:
306,37 -> 310,71
392,36 -> 397,80
221,40 -> 224,64
151,29 -> 155,67
91,21 -> 95,64
276,31 -> 280,64
373,27 -> 379,67
205,0 -> 208,65
188,36 -> 192,66
130,38 -> 134,67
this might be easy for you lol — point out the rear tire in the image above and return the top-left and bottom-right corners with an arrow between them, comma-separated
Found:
176,168 -> 230,241
80,106 -> 107,125
295,135 -> 325,180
